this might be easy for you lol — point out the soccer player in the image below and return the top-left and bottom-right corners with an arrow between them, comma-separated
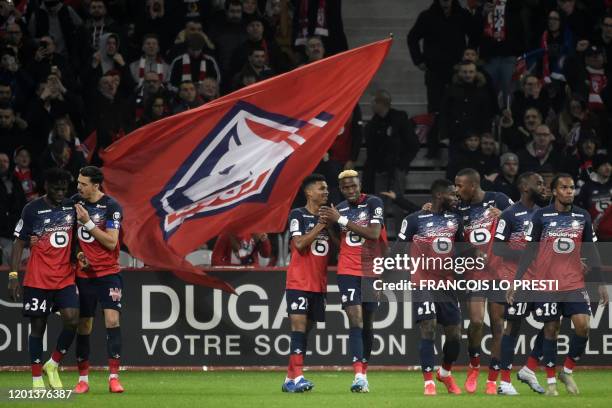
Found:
398,179 -> 463,395
508,173 -> 609,396
454,168 -> 512,394
493,172 -> 547,395
319,170 -> 387,393
8,168 -> 79,390
282,174 -> 334,393
71,166 -> 124,393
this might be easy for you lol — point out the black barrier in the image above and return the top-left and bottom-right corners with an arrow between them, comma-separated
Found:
1,269 -> 611,366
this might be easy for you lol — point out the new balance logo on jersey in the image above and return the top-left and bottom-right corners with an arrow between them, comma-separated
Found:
151,101 -> 333,239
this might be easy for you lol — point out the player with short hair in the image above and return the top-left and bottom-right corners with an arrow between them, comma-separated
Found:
508,173 -> 609,396
8,168 -> 78,390
71,166 -> 125,394
319,170 -> 387,393
493,172 -> 547,395
455,168 -> 512,394
282,173 -> 334,393
398,179 -> 463,395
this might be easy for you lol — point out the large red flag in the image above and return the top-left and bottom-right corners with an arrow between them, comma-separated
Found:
101,39 -> 391,292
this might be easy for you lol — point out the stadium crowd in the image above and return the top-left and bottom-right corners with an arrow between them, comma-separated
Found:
1,0 -> 612,265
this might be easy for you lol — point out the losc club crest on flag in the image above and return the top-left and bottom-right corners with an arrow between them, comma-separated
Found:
101,39 -> 391,291
152,101 -> 333,239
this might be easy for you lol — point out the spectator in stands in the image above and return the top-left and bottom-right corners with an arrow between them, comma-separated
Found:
13,146 -> 40,203
510,74 -> 551,125
576,153 -> 612,220
0,105 -> 30,156
137,95 -> 169,127
363,89 -> 418,235
28,0 -> 83,60
164,0 -> 213,29
407,0 -> 478,113
517,124 -> 566,173
438,60 -> 494,149
500,106 -> 543,152
462,46 -> 499,113
476,0 -> 526,104
292,0 -> 348,57
2,22 -> 36,70
168,19 -> 216,61
303,35 -> 324,64
0,47 -> 34,111
569,132 -> 601,183
27,35 -> 77,91
25,73 -> 81,155
328,105 -> 363,170
479,132 -> 499,176
566,45 -> 607,113
555,0 -> 593,40
169,32 -> 221,92
172,80 -> 202,113
198,77 -> 220,102
378,190 -> 421,214
230,15 -> 287,78
446,132 -> 485,179
129,34 -> 170,87
209,0 -> 246,92
593,14 -> 612,76
130,71 -> 171,123
557,93 -> 603,147
85,72 -> 130,164
135,0 -> 175,54
266,0 -> 298,66
88,33 -> 133,96
482,152 -> 520,201
83,0 -> 124,54
211,232 -> 272,266
49,116 -> 86,160
233,45 -> 274,89
0,151 -> 26,265
39,137 -> 86,188
538,9 -> 574,85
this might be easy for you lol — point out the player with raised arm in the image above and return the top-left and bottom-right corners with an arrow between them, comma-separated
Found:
454,168 -> 512,394
398,179 -> 463,395
282,174 -> 335,393
319,170 -> 387,393
493,172 -> 547,395
71,166 -> 125,394
508,173 -> 609,396
7,168 -> 78,390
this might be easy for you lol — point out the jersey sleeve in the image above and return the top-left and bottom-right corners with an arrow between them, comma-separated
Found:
495,192 -> 513,211
583,211 -> 598,242
494,210 -> 513,242
397,214 -> 418,241
288,210 -> 304,237
13,204 -> 34,241
368,195 -> 385,224
106,200 -> 123,230
524,211 -> 543,242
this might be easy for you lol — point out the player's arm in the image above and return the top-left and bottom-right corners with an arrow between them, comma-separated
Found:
492,212 -> 522,259
8,238 -> 25,301
513,215 -> 543,281
75,203 -> 119,251
320,198 -> 384,241
326,224 -> 340,247
292,222 -> 327,253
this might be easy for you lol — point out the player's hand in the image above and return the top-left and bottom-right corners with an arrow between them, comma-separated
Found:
319,204 -> 340,223
30,236 -> 39,246
422,202 -> 432,212
598,285 -> 609,306
75,204 -> 91,224
488,207 -> 502,219
506,288 -> 515,305
77,252 -> 90,270
8,276 -> 22,302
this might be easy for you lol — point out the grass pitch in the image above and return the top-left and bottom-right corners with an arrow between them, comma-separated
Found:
1,370 -> 610,407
